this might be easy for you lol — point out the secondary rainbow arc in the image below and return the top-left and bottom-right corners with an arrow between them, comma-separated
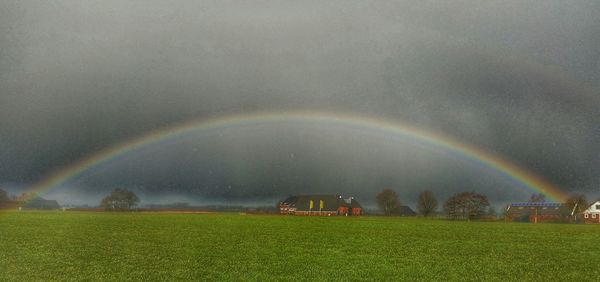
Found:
27,111 -> 568,202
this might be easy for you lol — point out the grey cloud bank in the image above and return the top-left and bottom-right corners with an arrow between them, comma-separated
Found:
1,1 -> 598,205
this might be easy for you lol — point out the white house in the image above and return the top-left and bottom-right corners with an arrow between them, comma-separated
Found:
583,201 -> 600,224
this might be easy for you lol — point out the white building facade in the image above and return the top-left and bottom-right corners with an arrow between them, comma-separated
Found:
583,201 -> 600,224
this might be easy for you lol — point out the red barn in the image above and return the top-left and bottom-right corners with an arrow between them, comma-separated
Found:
279,195 -> 362,216
583,201 -> 600,224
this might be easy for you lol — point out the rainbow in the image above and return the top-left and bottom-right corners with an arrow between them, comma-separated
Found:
26,111 -> 568,202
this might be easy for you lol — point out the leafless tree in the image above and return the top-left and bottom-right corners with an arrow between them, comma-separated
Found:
444,192 -> 490,220
16,192 -> 38,202
376,189 -> 402,216
100,188 -> 139,211
565,194 -> 588,221
416,190 -> 438,217
528,193 -> 546,202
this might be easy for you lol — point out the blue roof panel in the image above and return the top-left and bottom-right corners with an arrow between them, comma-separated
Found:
510,202 -> 563,207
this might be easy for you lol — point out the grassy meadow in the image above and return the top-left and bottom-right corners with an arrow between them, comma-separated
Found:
1,211 -> 599,281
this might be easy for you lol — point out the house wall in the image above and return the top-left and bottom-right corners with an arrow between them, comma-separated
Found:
583,212 -> 600,224
528,214 -> 570,223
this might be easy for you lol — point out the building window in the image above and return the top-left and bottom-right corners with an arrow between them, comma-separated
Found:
585,214 -> 589,218
593,214 -> 597,218
596,205 -> 600,210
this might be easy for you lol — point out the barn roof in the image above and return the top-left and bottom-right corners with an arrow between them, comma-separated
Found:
23,198 -> 60,209
281,196 -> 299,205
507,202 -> 570,216
584,201 -> 600,213
509,202 -> 564,208
350,199 -> 362,209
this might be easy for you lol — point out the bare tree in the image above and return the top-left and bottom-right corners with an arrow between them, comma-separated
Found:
100,188 -> 139,211
416,191 -> 437,217
444,192 -> 490,220
16,192 -> 38,202
565,194 -> 588,221
376,189 -> 401,216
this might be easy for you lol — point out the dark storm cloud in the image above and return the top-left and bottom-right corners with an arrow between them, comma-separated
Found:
1,1 -> 599,204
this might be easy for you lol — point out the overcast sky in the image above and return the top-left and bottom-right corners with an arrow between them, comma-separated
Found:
1,1 -> 599,206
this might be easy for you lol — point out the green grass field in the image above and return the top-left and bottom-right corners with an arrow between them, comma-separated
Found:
1,212 -> 599,281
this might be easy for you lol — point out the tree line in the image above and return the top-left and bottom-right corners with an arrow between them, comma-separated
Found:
375,189 -> 597,220
0,188 -> 140,211
2,187 -> 596,216
375,188 -> 492,220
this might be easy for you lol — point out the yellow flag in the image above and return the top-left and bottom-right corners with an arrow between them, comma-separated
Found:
320,200 -> 324,209
309,200 -> 314,209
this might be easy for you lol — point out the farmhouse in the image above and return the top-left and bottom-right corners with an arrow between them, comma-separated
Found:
583,201 -> 600,224
279,195 -> 362,216
505,202 -> 573,223
397,206 -> 417,216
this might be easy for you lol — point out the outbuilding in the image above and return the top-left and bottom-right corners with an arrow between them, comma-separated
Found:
583,201 -> 600,224
22,198 -> 61,210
